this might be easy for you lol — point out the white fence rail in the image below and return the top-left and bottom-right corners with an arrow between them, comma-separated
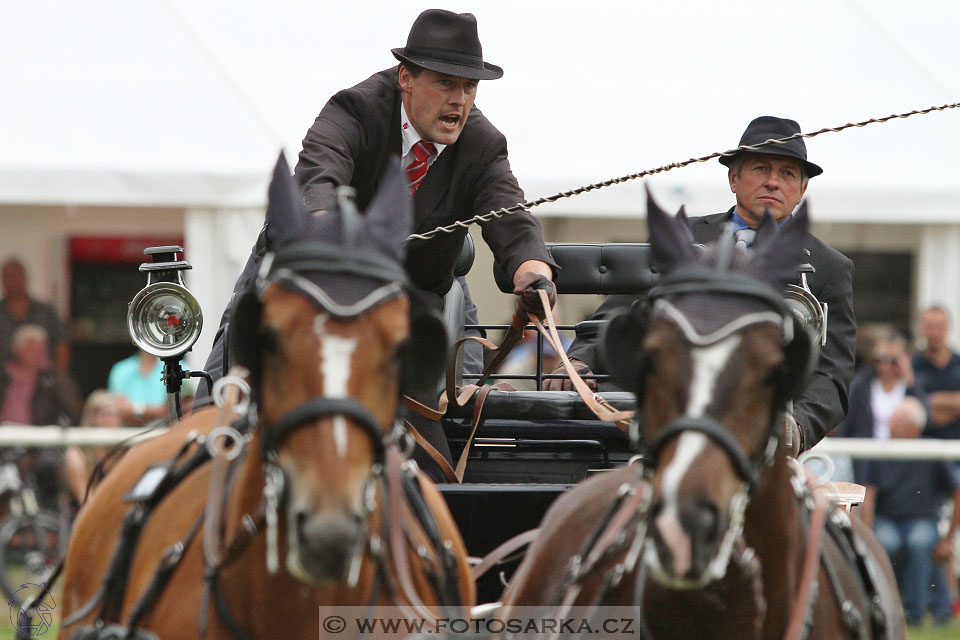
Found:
1,426 -> 960,460
0,425 -> 167,448
812,437 -> 960,460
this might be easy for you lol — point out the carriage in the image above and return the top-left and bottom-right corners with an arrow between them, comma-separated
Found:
37,162 -> 904,640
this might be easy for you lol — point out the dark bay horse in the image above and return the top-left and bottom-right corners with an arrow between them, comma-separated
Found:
57,158 -> 474,639
500,191 -> 904,640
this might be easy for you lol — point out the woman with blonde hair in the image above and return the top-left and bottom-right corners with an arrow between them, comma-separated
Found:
64,390 -> 124,504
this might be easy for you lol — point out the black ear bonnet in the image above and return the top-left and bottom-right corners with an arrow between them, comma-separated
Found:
601,189 -> 819,413
227,156 -> 448,401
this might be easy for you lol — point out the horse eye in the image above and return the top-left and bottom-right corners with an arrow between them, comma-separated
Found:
639,353 -> 656,378
391,342 -> 408,367
259,328 -> 280,354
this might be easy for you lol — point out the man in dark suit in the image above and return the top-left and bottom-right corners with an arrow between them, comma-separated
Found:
199,10 -> 557,479
551,116 -> 856,455
293,9 -> 555,301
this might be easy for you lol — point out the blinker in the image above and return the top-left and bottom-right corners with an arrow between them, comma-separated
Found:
123,462 -> 174,503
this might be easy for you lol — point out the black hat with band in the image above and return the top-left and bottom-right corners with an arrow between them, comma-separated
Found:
719,116 -> 823,178
392,9 -> 503,81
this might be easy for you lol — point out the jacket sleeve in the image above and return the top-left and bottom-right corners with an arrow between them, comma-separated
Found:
294,95 -> 365,213
471,132 -> 557,282
795,253 -> 856,449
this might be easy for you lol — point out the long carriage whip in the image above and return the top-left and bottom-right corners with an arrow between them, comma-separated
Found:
407,101 -> 960,241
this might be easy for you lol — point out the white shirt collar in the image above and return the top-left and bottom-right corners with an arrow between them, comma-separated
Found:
400,102 -> 446,160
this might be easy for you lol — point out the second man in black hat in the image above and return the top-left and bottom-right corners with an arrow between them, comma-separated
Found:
551,116 -> 856,456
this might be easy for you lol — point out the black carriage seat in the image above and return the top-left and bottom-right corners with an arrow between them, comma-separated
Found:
440,242 -> 659,479
494,242 -> 658,295
462,241 -> 656,429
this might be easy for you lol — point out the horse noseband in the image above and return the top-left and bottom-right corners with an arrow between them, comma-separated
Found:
260,398 -> 386,463
645,415 -> 776,491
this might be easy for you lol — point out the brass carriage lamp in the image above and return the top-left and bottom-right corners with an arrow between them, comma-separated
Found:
127,246 -> 205,418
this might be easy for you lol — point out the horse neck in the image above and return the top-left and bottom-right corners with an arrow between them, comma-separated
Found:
743,453 -> 806,626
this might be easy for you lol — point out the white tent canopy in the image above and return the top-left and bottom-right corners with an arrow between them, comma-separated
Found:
2,0 -> 958,221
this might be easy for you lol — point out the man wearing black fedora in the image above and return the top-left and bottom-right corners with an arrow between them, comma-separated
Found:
552,116 -> 856,455
197,10 -> 556,482
294,9 -> 555,304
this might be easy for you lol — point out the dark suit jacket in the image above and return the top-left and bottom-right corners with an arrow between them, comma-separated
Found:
200,68 -> 554,396
295,67 -> 555,297
567,207 -> 857,449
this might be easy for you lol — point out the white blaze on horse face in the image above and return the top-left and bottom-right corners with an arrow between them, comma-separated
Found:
686,334 -> 741,418
313,314 -> 357,458
655,334 -> 741,578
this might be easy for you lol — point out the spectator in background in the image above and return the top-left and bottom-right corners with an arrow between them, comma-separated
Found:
108,349 -> 192,425
0,324 -> 81,513
836,331 -> 924,476
0,257 -> 70,372
914,305 -> 960,440
64,390 -> 125,504
858,396 -> 960,626
911,304 -> 960,617
0,324 -> 80,426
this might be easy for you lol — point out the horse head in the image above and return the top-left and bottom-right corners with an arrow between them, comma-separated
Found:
603,187 -> 817,589
228,155 -> 446,584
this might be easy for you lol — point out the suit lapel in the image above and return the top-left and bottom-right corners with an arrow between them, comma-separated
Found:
691,208 -> 734,244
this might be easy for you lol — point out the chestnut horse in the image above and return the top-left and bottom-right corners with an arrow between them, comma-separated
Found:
57,158 -> 474,639
500,191 -> 904,640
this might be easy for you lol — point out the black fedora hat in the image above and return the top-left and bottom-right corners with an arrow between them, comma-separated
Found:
392,9 -> 503,81
719,116 -> 823,178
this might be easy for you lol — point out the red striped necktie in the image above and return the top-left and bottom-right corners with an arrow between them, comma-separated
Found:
405,140 -> 436,195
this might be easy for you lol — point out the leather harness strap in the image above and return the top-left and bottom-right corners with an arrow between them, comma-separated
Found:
530,289 -> 634,429
404,418 -> 459,483
470,528 -> 542,582
403,309 -> 530,484
783,474 -> 833,640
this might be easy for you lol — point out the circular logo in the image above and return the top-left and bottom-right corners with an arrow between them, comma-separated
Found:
322,615 -> 346,634
8,582 -> 55,636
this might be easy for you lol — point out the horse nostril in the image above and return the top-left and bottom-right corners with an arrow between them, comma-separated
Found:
648,498 -> 664,520
691,500 -> 720,545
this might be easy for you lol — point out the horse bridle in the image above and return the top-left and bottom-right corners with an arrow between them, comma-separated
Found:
639,267 -> 810,493
249,239 -> 411,465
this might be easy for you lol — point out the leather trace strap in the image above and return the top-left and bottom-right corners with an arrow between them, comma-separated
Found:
783,472 -> 833,640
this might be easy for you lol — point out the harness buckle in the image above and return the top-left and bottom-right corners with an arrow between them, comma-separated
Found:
206,426 -> 250,461
263,464 -> 285,574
